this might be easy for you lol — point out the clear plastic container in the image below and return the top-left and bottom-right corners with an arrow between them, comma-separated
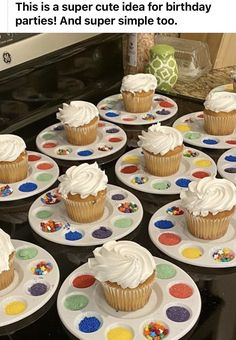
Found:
155,36 -> 212,82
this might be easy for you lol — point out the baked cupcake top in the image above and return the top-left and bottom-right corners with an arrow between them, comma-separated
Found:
57,101 -> 99,127
58,162 -> 108,199
138,123 -> 183,155
0,229 -> 15,273
88,240 -> 156,289
204,91 -> 236,112
0,134 -> 26,162
120,73 -> 157,93
180,177 -> 236,217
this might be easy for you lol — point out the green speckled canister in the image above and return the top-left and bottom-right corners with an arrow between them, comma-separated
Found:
148,44 -> 178,91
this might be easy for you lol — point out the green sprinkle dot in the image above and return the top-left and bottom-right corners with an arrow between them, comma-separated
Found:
36,210 -> 53,219
156,263 -> 176,279
36,173 -> 53,182
153,181 -> 171,190
64,295 -> 89,311
184,132 -> 201,140
114,218 -> 132,228
42,133 -> 55,140
16,247 -> 38,260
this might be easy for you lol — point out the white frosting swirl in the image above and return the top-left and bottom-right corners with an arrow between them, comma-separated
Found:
0,134 -> 26,162
120,73 -> 157,93
58,162 -> 108,199
204,91 -> 236,112
0,229 -> 15,273
180,177 -> 236,217
88,240 -> 156,289
56,101 -> 99,127
138,123 -> 183,155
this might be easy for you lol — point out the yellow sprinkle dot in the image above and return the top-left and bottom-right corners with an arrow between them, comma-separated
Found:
107,327 -> 133,340
122,155 -> 140,165
5,301 -> 27,315
194,160 -> 212,168
224,84 -> 233,91
175,124 -> 191,132
182,247 -> 202,259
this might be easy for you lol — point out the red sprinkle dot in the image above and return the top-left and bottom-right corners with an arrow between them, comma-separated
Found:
122,117 -> 135,121
109,137 -> 122,143
192,171 -> 210,179
169,283 -> 193,299
158,232 -> 181,246
197,113 -> 204,119
159,101 -> 174,108
98,122 -> 105,127
121,165 -> 138,174
226,140 -> 236,145
28,155 -> 41,161
37,163 -> 54,170
43,142 -> 57,148
72,274 -> 95,288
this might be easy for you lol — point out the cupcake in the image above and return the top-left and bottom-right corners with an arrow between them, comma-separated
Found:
203,91 -> 236,135
88,240 -> 156,311
180,177 -> 236,240
57,101 -> 99,145
138,123 -> 183,176
58,162 -> 108,223
120,73 -> 157,113
0,134 -> 28,183
0,229 -> 15,290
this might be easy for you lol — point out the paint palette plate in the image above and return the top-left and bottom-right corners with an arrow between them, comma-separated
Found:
0,239 -> 59,327
28,184 -> 143,246
217,148 -> 236,184
149,199 -> 236,268
57,257 -> 201,340
97,94 -> 178,126
36,121 -> 127,161
0,151 -> 59,202
173,112 -> 236,149
115,147 -> 217,195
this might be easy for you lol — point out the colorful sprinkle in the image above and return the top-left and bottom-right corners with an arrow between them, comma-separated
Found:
36,173 -> 53,182
143,321 -> 169,339
156,109 -> 170,115
142,113 -> 157,121
18,182 -> 37,192
37,162 -> 53,170
114,217 -> 132,228
184,132 -> 201,140
16,247 -> 38,260
159,100 -> 174,108
212,248 -> 235,262
226,140 -> 236,145
166,206 -> 184,216
77,150 -> 93,156
156,264 -> 176,279
166,306 -> 190,322
65,231 -> 83,241
0,184 -> 13,197
36,210 -> 53,219
111,194 -> 126,200
57,148 -> 72,155
106,111 -> 119,118
118,202 -> 138,213
152,181 -> 171,190
154,220 -> 174,229
28,154 -> 41,161
5,301 -> 27,315
64,295 -> 89,311
41,220 -> 62,233
54,124 -> 64,130
79,316 -> 101,333
106,128 -> 119,133
73,275 -> 95,288
194,160 -> 212,167
109,137 -> 122,143
43,142 -> 57,148
225,155 -> 236,162
182,247 -> 202,259
183,149 -> 199,158
175,124 -> 191,132
175,178 -> 191,188
41,191 -> 61,204
121,165 -> 138,174
98,145 -> 113,151
29,283 -> 48,296
224,167 -> 236,173
158,233 -> 181,246
169,283 -> 193,298
107,327 -> 133,340
192,171 -> 210,179
92,227 -> 112,239
203,138 -> 218,145
131,176 -> 148,185
31,261 -> 53,275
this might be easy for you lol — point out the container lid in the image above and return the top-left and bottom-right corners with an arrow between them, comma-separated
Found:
151,44 -> 175,56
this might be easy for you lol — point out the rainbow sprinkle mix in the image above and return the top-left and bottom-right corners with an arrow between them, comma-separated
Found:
183,149 -> 199,158
166,206 -> 184,216
40,220 -> 62,232
40,191 -> 61,204
143,322 -> 169,339
118,202 -> 138,213
0,184 -> 13,197
131,176 -> 148,185
212,248 -> 235,262
31,261 -> 53,275
57,148 -> 71,155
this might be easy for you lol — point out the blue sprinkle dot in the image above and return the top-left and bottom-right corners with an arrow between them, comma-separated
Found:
19,182 -> 38,192
111,194 -> 125,200
77,150 -> 93,156
225,155 -> 236,162
176,178 -> 192,188
106,128 -> 119,133
79,316 -> 101,333
65,231 -> 83,241
203,139 -> 218,145
154,220 -> 174,229
105,111 -> 119,118
156,109 -> 170,115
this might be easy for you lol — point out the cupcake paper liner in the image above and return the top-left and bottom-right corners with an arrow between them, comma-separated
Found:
64,118 -> 98,145
122,91 -> 154,113
204,110 -> 236,135
0,153 -> 28,184
0,252 -> 15,291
